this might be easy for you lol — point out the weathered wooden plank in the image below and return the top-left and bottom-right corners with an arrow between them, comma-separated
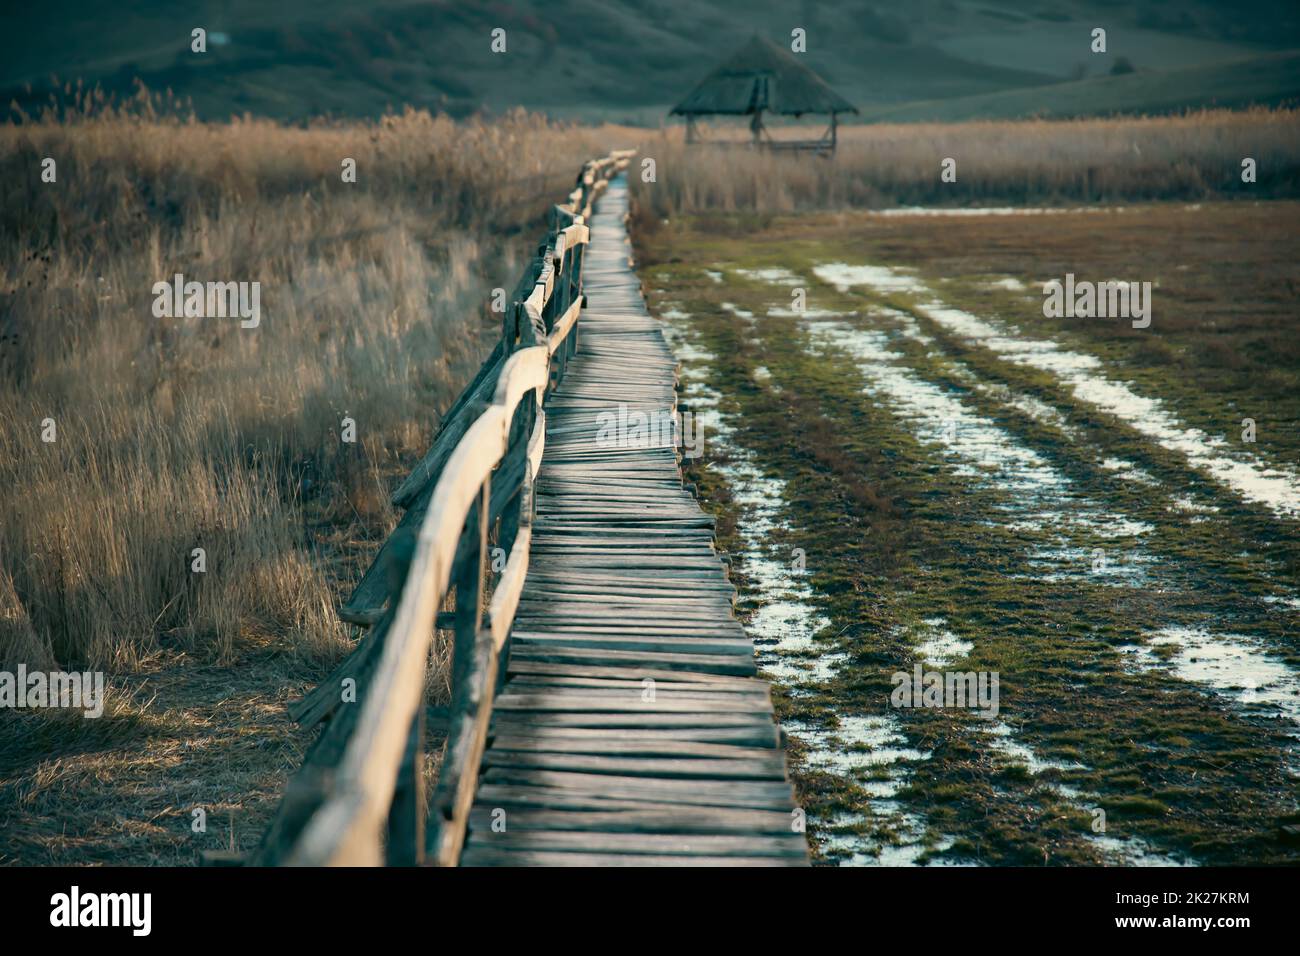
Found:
489,709 -> 776,730
504,658 -> 761,686
467,805 -> 799,834
508,645 -> 758,676
515,624 -> 745,639
457,829 -> 807,857
494,684 -> 768,703
512,625 -> 748,640
517,590 -> 733,607
488,736 -> 778,761
486,724 -> 779,746
480,751 -> 789,781
473,784 -> 782,813
460,847 -> 792,867
479,767 -> 796,806
341,446 -> 529,626
507,677 -> 766,697
491,694 -> 769,715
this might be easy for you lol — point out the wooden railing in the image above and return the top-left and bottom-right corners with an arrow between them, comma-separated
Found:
253,149 -> 635,867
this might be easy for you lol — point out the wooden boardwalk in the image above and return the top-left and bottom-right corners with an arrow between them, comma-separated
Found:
460,177 -> 808,866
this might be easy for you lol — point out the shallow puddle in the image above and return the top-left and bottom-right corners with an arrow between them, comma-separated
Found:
1122,626 -> 1300,756
733,266 -> 803,286
801,317 -> 1156,584
660,302 -> 830,685
912,617 -> 974,667
784,713 -> 946,866
981,718 -> 1194,864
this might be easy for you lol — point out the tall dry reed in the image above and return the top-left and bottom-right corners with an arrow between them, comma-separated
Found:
632,108 -> 1300,217
1,91 -> 621,670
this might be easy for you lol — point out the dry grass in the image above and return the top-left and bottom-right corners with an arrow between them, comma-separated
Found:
1,91 -> 619,672
0,94 -> 631,864
632,108 -> 1300,218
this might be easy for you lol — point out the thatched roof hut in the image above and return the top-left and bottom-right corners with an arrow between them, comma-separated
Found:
672,34 -> 858,118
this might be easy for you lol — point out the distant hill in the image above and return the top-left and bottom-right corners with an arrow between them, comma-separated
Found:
2,0 -> 1299,124
860,50 -> 1300,123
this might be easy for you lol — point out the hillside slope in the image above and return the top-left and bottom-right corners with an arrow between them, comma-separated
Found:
861,50 -> 1300,123
2,0 -> 1297,123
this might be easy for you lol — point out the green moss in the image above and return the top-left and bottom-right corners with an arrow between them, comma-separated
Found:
1106,796 -> 1172,818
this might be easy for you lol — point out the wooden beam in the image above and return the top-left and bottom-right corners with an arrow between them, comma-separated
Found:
286,351 -> 548,866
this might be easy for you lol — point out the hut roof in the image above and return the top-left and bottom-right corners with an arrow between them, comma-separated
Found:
670,35 -> 858,117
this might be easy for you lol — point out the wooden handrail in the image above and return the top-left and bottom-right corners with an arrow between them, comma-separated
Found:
290,351 -> 549,866
259,150 -> 634,867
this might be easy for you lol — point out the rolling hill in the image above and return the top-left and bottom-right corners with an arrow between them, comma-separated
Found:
2,0 -> 1298,123
860,49 -> 1300,123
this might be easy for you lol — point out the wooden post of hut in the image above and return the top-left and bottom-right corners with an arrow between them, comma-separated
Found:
669,35 -> 857,155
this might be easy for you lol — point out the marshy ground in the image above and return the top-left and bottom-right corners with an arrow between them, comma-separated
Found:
634,201 -> 1300,865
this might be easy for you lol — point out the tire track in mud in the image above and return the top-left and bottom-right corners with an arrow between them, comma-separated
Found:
647,256 -> 1300,866
807,264 -> 1300,680
804,269 -> 1300,708
770,279 -> 1198,865
793,312 -> 1186,865
812,263 -> 1300,521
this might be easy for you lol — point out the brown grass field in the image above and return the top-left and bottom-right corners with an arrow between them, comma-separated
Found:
0,94 -> 621,863
1,101 -> 1296,864
636,107 -> 1300,213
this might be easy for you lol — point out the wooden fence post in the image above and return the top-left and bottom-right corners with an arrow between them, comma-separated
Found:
385,705 -> 424,865
451,485 -> 488,702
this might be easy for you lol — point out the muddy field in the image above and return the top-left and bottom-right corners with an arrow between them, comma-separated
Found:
635,201 -> 1300,865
